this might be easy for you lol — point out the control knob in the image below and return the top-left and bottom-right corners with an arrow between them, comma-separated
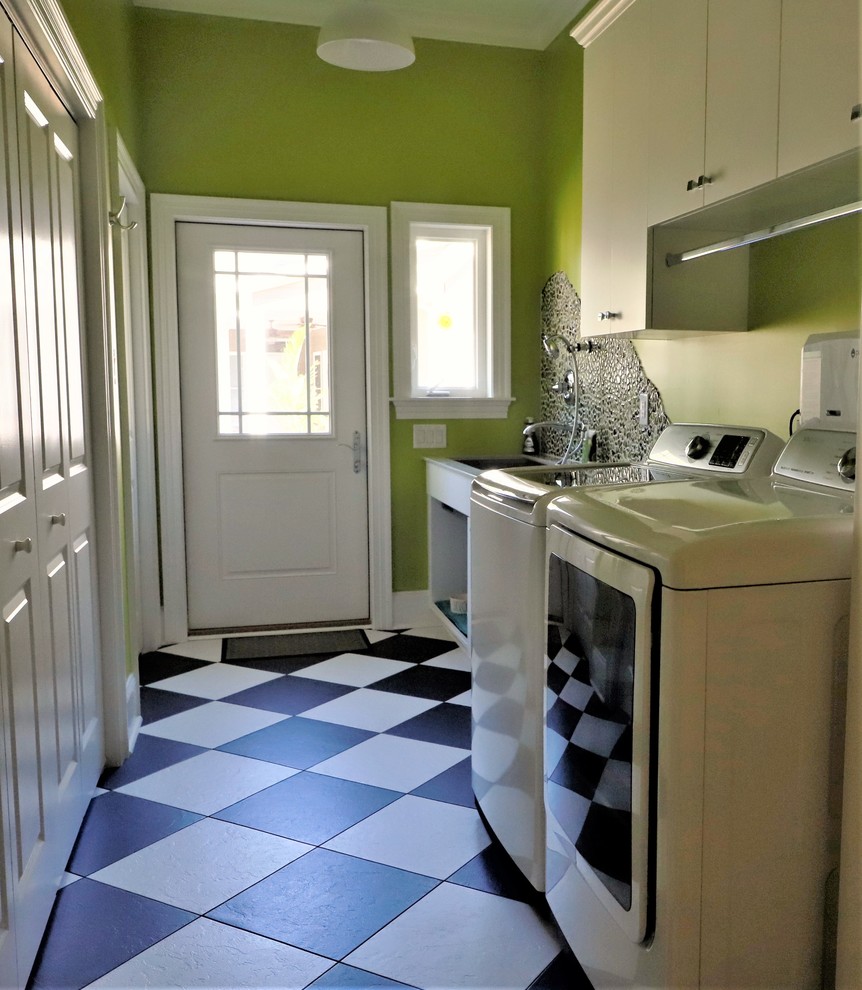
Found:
685,435 -> 710,460
838,447 -> 856,482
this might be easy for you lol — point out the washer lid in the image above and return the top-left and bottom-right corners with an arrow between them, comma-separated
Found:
546,476 -> 854,589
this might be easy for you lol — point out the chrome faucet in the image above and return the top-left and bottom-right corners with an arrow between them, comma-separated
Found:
522,420 -> 570,438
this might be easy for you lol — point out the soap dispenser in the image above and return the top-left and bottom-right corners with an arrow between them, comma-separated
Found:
523,418 -> 537,455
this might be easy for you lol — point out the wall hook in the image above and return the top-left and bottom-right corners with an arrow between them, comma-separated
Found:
109,196 -> 138,231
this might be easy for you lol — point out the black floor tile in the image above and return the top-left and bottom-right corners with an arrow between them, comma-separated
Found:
67,792 -> 201,875
386,702 -> 472,749
448,840 -> 543,906
223,674 -> 354,715
528,947 -> 593,989
218,716 -> 374,769
362,633 -> 457,664
139,686 -> 209,725
308,963 -> 415,988
27,879 -> 195,990
215,771 -> 401,845
371,664 -> 471,701
137,650 -> 212,686
410,757 -> 474,808
98,734 -> 207,789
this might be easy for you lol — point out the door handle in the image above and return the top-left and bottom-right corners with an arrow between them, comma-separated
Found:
352,431 -> 362,474
12,538 -> 33,554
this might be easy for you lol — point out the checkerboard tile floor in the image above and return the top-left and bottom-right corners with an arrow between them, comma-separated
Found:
27,627 -> 591,990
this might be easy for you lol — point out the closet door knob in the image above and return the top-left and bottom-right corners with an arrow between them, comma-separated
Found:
12,538 -> 33,554
852,104 -> 862,122
50,513 -> 67,526
686,174 -> 713,191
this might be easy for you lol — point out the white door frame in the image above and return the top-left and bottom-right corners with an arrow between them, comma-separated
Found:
3,0 -> 131,765
151,194 -> 393,644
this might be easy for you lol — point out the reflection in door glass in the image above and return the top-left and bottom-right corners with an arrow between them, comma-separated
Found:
213,250 -> 331,435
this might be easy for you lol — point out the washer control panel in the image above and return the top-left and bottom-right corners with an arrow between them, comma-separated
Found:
775,428 -> 857,491
648,424 -> 784,475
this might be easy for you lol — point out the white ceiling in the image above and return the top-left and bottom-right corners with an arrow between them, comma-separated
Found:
131,0 -> 592,51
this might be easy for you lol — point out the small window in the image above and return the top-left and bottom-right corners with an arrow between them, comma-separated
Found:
391,202 -> 513,419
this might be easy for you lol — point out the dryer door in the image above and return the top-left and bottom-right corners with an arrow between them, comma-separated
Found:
545,524 -> 656,944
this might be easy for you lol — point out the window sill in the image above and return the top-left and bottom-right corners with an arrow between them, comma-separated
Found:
391,396 -> 515,420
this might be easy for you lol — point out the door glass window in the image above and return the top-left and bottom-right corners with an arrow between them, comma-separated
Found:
546,554 -> 636,911
213,250 -> 331,436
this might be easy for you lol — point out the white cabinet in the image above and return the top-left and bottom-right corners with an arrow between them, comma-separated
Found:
579,0 -> 651,337
778,0 -> 861,176
426,459 -> 473,648
702,0 -> 781,205
648,0 -> 781,225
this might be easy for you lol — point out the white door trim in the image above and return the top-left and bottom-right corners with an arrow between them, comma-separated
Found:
151,194 -> 393,643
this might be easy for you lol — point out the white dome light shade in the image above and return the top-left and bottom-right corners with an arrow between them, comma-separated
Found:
317,5 -> 415,71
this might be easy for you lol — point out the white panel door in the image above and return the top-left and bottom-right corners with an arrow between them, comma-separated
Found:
177,222 -> 370,632
0,25 -> 102,987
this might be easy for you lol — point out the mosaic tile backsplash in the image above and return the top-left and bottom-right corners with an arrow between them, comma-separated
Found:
536,272 -> 670,463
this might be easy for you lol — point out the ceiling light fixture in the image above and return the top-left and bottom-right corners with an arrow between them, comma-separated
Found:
317,4 -> 415,72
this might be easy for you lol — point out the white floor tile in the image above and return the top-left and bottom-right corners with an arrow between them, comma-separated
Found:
345,883 -> 562,989
325,795 -> 490,879
86,917 -> 332,989
141,701 -> 289,748
116,750 -> 298,815
364,629 -> 398,645
158,639 -> 223,663
312,734 -> 469,792
425,645 -> 471,672
301,689 -> 438,733
149,663 -> 282,700
90,818 -> 310,914
293,653 -> 414,687
449,690 -> 471,707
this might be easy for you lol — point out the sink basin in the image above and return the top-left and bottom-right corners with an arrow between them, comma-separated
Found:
454,455 -> 547,470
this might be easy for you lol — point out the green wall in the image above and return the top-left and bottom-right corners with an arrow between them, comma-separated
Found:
57,1 -> 861,601
60,0 -> 140,161
128,9 -> 550,592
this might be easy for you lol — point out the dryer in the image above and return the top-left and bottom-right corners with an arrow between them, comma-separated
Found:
543,426 -> 855,988
469,424 -> 783,891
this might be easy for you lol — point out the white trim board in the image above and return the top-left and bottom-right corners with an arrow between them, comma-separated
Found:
150,194 -> 393,642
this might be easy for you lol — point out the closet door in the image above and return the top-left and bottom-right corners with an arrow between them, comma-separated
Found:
0,23 -> 103,986
0,14 -> 44,989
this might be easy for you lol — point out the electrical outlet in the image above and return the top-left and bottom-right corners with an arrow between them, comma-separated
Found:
639,392 -> 649,428
413,424 -> 447,448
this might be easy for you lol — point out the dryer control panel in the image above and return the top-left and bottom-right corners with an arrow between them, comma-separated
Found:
648,424 -> 785,475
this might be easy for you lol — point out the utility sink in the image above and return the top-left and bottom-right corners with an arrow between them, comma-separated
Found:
453,455 -> 548,471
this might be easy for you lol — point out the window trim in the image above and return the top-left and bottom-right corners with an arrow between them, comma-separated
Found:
390,201 -> 513,419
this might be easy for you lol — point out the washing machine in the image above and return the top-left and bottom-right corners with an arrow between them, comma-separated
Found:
469,424 -> 784,891
543,424 -> 855,988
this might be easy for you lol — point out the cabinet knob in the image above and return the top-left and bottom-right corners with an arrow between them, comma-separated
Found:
12,538 -> 33,554
50,512 -> 67,526
852,104 -> 862,122
598,311 -> 621,321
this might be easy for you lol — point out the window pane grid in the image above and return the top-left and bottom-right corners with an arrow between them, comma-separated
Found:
213,250 -> 332,436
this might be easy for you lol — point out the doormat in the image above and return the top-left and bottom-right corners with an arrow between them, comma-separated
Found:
224,629 -> 369,661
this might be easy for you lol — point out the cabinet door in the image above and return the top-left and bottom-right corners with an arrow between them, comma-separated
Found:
580,0 -> 651,337
607,0 -> 651,334
647,0 -> 708,225
703,0 -> 781,205
778,0 -> 861,176
579,26 -> 615,338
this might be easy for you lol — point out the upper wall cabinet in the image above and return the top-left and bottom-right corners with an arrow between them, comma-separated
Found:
778,0 -> 861,176
580,0 -> 651,337
648,0 -> 781,226
575,0 -> 861,336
